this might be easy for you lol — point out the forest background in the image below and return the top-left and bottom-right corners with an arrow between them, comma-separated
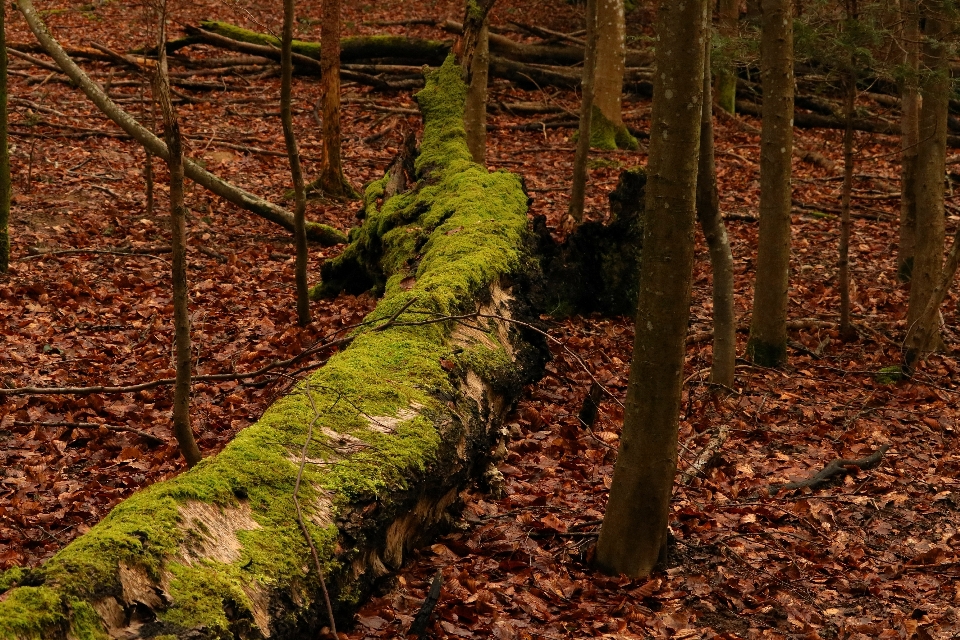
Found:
0,0 -> 959,638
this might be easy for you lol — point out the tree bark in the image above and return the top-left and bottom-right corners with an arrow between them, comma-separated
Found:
595,0 -> 707,579
696,1 -> 736,389
281,0 -> 310,326
904,225 -> 960,371
14,0 -> 347,245
747,0 -> 794,367
898,0 -> 920,282
314,0 -> 354,199
906,0 -> 950,353
591,0 -> 635,150
567,0 -> 599,225
464,19 -> 489,164
715,0 -> 739,114
0,0 -> 9,274
155,8 -> 201,469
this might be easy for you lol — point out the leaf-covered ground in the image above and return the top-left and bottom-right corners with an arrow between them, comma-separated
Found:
1,1 -> 958,639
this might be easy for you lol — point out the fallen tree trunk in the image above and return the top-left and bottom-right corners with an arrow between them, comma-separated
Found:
15,0 -> 346,245
0,56 -> 544,639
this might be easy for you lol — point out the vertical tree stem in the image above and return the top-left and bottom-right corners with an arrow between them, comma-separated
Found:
156,4 -> 201,468
0,0 -> 9,274
281,0 -> 310,326
567,0 -> 598,225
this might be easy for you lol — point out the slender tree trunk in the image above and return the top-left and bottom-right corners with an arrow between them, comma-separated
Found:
697,0 -> 736,389
281,0 -> 310,326
568,0 -> 599,225
156,8 -> 201,468
591,0 -> 634,150
747,0 -> 794,367
0,1 -> 9,274
906,0 -> 949,353
715,0 -> 739,114
595,0 -> 707,579
839,73 -> 856,340
905,225 -> 960,371
464,18 -> 489,163
315,0 -> 353,199
898,0 -> 920,282
458,0 -> 496,83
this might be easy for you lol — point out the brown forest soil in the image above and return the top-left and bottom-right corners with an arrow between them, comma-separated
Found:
1,1 -> 959,639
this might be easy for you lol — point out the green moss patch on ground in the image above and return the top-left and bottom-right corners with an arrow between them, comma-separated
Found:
0,55 -> 529,640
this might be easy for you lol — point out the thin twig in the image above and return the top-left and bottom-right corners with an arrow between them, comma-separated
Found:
296,379 -> 338,638
15,420 -> 167,444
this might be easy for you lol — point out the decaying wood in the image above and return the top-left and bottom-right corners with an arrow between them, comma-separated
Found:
679,426 -> 729,485
769,444 -> 890,495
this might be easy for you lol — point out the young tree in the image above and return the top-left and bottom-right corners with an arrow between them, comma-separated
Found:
280,0 -> 310,326
313,0 -> 354,198
591,0 -> 636,150
155,5 -> 201,468
747,0 -> 795,367
568,0 -> 599,225
697,0 -> 736,388
906,0 -> 951,352
0,0 -> 9,274
897,0 -> 920,282
595,0 -> 707,578
464,14 -> 490,163
715,0 -> 740,114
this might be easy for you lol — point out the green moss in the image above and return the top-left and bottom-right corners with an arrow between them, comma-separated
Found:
0,55 -> 529,638
746,337 -> 787,368
589,105 -> 638,151
199,21 -> 450,63
875,365 -> 906,385
0,566 -> 23,593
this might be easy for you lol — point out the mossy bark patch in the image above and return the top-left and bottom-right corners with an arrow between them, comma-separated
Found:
0,56 -> 538,640
199,20 -> 451,64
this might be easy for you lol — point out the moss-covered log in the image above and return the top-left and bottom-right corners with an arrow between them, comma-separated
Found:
196,21 -> 452,64
0,56 -> 543,640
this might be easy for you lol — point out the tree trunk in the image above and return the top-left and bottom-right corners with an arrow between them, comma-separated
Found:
14,0 -> 346,246
839,73 -> 856,341
281,0 -> 310,326
0,57 -> 544,639
464,18 -> 489,163
898,0 -> 920,282
696,1 -> 736,389
904,226 -> 960,371
314,0 -> 353,199
568,0 -> 599,224
595,0 -> 707,579
591,0 -> 635,150
747,0 -> 794,367
906,0 -> 950,353
155,9 -> 201,469
0,0 -> 9,274
715,0 -> 739,114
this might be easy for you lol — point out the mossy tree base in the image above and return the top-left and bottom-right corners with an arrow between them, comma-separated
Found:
535,168 -> 646,317
0,56 -> 544,640
588,106 -> 638,151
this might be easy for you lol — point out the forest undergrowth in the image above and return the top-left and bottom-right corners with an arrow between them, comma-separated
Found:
0,1 -> 958,638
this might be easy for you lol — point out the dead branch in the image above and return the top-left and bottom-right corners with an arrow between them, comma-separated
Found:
679,426 -> 729,485
769,444 -> 890,495
14,0 -> 345,246
17,420 -> 167,445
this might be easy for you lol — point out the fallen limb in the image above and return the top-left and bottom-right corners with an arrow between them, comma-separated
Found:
15,0 -> 345,245
16,421 -> 168,445
769,444 -> 890,495
679,426 -> 729,485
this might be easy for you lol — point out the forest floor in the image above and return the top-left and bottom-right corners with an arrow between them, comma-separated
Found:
1,1 -> 959,639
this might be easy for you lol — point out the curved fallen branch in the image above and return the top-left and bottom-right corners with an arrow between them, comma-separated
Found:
15,0 -> 346,245
769,444 -> 890,496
